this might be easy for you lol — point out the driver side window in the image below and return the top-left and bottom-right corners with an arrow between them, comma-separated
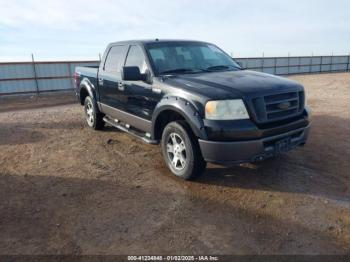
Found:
125,45 -> 148,73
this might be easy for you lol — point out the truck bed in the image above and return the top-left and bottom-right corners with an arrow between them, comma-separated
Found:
75,66 -> 99,78
74,66 -> 99,100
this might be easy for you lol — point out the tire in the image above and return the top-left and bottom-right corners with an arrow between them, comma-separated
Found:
84,96 -> 105,130
161,120 -> 206,180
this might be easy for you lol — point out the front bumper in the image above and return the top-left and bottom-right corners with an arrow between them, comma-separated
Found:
198,124 -> 310,165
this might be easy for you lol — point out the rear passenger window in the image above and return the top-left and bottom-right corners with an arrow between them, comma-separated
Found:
125,45 -> 148,73
104,45 -> 128,73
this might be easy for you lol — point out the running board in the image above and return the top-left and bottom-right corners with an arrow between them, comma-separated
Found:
103,117 -> 159,145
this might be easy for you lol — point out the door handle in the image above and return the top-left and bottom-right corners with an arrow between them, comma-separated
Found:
98,78 -> 104,86
118,82 -> 125,91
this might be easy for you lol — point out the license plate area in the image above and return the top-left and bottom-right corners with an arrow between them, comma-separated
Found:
275,137 -> 291,154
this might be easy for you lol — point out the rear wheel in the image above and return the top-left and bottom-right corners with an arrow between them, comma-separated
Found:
84,96 -> 105,130
161,120 -> 206,180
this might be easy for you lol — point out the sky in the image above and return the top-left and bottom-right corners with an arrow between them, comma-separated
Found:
1,0 -> 350,61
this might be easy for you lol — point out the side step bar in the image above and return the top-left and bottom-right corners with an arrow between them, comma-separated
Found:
103,117 -> 159,145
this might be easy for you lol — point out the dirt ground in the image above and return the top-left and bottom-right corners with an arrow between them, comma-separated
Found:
0,73 -> 349,255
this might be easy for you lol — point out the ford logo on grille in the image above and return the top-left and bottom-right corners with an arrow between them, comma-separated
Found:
277,101 -> 291,110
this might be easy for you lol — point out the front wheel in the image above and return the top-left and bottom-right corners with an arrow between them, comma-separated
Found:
161,121 -> 206,180
84,96 -> 105,130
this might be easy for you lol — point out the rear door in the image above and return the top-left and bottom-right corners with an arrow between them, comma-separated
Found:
123,45 -> 161,120
98,45 -> 129,110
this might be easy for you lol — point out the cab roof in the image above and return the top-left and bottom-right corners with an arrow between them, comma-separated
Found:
109,39 -> 210,46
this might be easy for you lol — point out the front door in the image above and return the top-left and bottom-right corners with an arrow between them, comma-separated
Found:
122,45 -> 162,121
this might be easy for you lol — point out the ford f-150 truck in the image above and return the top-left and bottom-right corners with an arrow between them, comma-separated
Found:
74,39 -> 310,180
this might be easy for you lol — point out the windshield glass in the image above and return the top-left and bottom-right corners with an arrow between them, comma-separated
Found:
145,42 -> 241,75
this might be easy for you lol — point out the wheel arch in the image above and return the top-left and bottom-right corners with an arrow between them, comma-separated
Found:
152,97 -> 207,141
79,78 -> 97,105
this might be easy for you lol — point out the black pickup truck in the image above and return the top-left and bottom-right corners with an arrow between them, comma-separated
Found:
74,39 -> 310,180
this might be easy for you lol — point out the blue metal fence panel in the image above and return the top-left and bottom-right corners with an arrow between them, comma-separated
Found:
0,64 -> 34,79
332,64 -> 347,71
38,79 -> 72,91
276,58 -> 289,66
288,58 -> 299,66
246,58 -> 262,68
263,67 -> 275,74
263,58 -> 275,67
321,65 -> 332,71
276,67 -> 289,75
332,56 -> 347,63
0,56 -> 349,95
0,79 -> 37,93
0,61 -> 99,95
322,57 -> 332,64
299,66 -> 310,73
311,57 -> 321,65
299,57 -> 310,66
310,65 -> 320,73
35,63 -> 69,78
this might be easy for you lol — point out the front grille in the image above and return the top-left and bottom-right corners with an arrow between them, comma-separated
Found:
251,91 -> 304,123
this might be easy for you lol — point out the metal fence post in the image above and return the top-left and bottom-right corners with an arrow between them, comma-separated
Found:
347,53 -> 350,72
309,53 -> 313,73
67,62 -> 74,89
320,56 -> 323,73
274,57 -> 277,75
31,54 -> 39,95
330,52 -> 333,73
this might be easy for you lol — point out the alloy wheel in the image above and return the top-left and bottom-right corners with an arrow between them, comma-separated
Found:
167,133 -> 187,170
85,99 -> 94,126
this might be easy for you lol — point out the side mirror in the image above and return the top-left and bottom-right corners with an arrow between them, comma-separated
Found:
121,66 -> 145,81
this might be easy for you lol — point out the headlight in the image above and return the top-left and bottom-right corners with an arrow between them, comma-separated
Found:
205,99 -> 249,120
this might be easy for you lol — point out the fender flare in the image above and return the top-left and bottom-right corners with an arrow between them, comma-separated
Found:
151,96 -> 208,140
79,78 -> 98,105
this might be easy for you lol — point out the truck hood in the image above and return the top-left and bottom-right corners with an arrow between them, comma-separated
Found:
163,70 -> 303,100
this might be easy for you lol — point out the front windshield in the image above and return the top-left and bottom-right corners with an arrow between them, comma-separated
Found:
145,42 -> 241,75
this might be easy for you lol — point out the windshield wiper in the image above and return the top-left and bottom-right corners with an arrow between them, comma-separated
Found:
205,65 -> 231,71
205,65 -> 241,71
159,68 -> 205,75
